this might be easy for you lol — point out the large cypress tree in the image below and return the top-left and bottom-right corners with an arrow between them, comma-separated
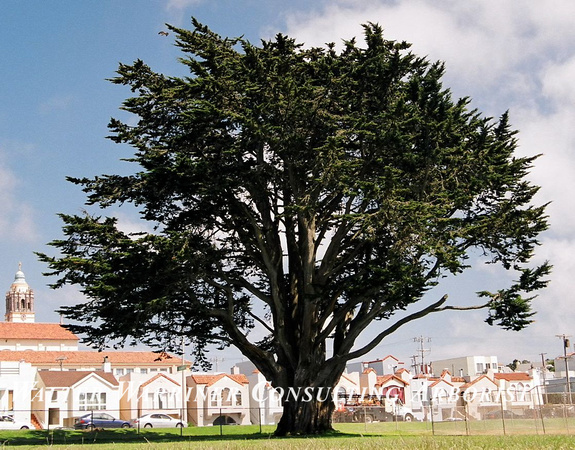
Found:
39,19 -> 550,435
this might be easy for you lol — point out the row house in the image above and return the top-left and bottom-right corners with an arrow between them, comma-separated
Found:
119,372 -> 184,422
186,372 -> 251,426
0,350 -> 190,429
0,267 -> 550,427
410,366 -> 542,421
32,370 -> 120,428
244,368 -> 282,425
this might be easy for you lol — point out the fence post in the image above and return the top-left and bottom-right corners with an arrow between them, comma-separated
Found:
429,397 -> 435,436
259,407 -> 262,433
499,390 -> 506,436
219,408 -> 223,436
535,384 -> 546,435
464,399 -> 470,436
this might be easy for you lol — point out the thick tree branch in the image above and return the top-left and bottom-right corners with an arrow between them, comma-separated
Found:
330,294 -> 450,364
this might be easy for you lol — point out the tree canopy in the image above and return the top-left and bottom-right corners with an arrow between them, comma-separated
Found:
39,19 -> 550,435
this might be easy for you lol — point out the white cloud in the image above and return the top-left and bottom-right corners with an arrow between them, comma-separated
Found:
38,94 -> 75,115
278,0 -> 575,363
115,210 -> 155,236
283,1 -> 575,111
166,0 -> 204,11
0,146 -> 39,242
541,56 -> 575,109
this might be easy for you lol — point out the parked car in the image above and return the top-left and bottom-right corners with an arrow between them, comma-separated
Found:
74,412 -> 131,430
130,413 -> 184,428
0,415 -> 31,430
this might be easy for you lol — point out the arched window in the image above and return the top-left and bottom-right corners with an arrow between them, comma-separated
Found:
158,388 -> 167,409
221,388 -> 232,406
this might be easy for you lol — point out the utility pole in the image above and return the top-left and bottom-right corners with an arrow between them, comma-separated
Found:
413,336 -> 431,375
410,354 -> 420,375
556,334 -> 572,403
211,357 -> 225,372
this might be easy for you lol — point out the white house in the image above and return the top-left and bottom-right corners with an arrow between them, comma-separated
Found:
32,370 -> 120,428
458,374 -> 500,419
119,372 -> 185,422
187,372 -> 251,426
244,369 -> 283,425
0,360 -> 36,427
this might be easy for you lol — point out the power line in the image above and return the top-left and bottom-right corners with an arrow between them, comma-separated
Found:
556,334 -> 572,402
413,335 -> 431,375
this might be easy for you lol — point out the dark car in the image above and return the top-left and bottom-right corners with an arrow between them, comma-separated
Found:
74,412 -> 131,430
350,406 -> 394,423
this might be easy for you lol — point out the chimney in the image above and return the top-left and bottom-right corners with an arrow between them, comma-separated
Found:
102,356 -> 112,373
231,365 -> 240,375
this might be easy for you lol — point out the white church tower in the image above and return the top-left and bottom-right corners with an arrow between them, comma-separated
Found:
5,263 -> 35,323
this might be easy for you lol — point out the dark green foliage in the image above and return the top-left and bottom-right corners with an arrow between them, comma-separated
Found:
38,19 -> 549,435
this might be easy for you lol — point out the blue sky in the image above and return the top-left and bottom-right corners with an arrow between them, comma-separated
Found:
1,1 -> 574,372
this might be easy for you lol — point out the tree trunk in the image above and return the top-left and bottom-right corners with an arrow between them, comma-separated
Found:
274,392 -> 336,436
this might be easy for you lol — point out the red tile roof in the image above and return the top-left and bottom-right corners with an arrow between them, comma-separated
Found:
429,378 -> 454,388
140,373 -> 180,388
190,373 -> 249,386
0,323 -> 78,341
494,372 -> 532,382
38,370 -> 119,387
0,350 -> 182,366
460,375 -> 498,391
375,375 -> 409,387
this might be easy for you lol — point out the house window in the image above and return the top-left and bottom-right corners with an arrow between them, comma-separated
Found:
476,363 -> 484,373
51,390 -> 58,402
158,388 -> 167,409
140,369 -> 148,374
235,391 -> 242,406
126,368 -> 134,374
221,388 -> 232,406
210,390 -> 218,407
79,392 -> 107,411
115,368 -> 125,376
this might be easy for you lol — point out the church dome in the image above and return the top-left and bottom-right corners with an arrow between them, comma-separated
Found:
10,264 -> 30,293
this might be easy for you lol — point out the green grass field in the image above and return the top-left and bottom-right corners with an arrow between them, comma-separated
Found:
1,422 -> 574,449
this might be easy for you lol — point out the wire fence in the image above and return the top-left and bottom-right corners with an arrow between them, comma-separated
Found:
334,382 -> 575,436
3,385 -> 575,437
2,405 -> 575,436
335,403 -> 575,435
